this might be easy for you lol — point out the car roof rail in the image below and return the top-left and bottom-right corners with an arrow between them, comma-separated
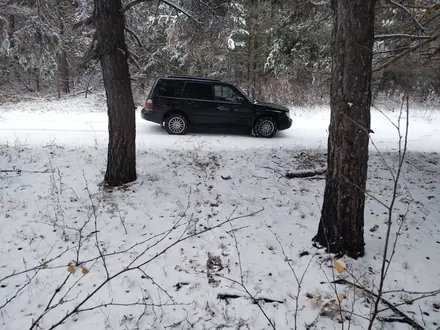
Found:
165,75 -> 221,82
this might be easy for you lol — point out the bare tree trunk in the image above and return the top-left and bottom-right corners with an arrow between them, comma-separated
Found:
95,0 -> 137,186
247,0 -> 256,99
34,68 -> 40,92
313,0 -> 376,258
57,4 -> 70,94
58,49 -> 70,94
8,15 -> 15,48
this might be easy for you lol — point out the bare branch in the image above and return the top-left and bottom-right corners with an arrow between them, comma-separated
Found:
333,278 -> 425,330
377,289 -> 440,313
43,207 -> 263,329
373,46 -> 410,55
375,34 -> 431,40
368,88 -> 411,330
138,268 -> 175,302
386,0 -> 426,33
73,15 -> 95,30
0,245 -> 74,283
220,223 -> 277,330
122,0 -> 201,24
29,274 -> 72,329
269,226 -> 314,330
125,26 -> 143,48
75,300 -> 188,313
373,32 -> 440,72
83,172 -> 109,279
0,270 -> 40,311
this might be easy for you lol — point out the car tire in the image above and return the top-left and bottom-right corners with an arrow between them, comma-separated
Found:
253,116 -> 277,138
165,113 -> 189,135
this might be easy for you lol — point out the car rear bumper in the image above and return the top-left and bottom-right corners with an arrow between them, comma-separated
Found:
278,118 -> 292,131
141,108 -> 162,125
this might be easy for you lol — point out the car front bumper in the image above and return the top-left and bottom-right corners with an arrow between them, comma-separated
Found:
278,117 -> 292,131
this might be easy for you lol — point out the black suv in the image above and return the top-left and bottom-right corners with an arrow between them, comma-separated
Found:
140,76 -> 292,138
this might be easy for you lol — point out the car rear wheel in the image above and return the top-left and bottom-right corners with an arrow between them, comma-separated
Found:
165,114 -> 188,135
254,116 -> 277,138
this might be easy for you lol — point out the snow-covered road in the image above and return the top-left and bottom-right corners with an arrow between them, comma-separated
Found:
1,95 -> 439,152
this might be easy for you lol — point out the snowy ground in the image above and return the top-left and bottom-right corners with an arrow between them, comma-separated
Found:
1,94 -> 440,330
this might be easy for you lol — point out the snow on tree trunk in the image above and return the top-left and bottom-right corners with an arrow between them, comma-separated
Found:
313,0 -> 376,259
95,0 -> 137,186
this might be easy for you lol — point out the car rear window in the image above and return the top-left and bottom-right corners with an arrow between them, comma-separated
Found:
153,79 -> 185,97
182,82 -> 214,101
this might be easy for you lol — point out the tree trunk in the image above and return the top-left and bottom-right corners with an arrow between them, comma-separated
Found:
8,15 -> 15,48
313,0 -> 376,258
34,68 -> 40,92
95,0 -> 137,186
58,49 -> 70,94
57,6 -> 70,94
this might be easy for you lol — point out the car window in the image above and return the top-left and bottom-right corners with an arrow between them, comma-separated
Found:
154,79 -> 185,97
182,82 -> 214,101
214,85 -> 244,103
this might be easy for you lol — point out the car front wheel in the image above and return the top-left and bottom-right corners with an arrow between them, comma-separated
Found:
254,116 -> 277,138
165,114 -> 189,135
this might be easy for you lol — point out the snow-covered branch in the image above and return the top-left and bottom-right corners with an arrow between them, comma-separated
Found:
373,32 -> 440,72
122,0 -> 200,24
374,34 -> 431,40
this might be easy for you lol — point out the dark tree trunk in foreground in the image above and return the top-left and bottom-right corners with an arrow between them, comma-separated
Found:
95,0 -> 137,186
313,0 -> 376,258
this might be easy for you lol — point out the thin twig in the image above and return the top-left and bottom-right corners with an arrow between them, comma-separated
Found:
83,172 -> 109,279
226,223 -> 277,330
125,26 -> 143,48
0,271 -> 40,310
269,226 -> 314,330
42,208 -> 263,330
368,89 -> 411,330
138,268 -> 175,302
334,278 -> 425,330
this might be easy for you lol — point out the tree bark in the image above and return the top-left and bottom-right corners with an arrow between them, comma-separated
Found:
95,0 -> 137,186
58,49 -> 70,94
8,15 -> 15,48
313,0 -> 376,258
57,5 -> 70,95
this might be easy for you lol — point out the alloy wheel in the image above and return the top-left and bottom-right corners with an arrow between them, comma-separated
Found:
168,117 -> 186,134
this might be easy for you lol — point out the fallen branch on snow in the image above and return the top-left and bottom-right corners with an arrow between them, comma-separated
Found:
263,166 -> 326,179
217,293 -> 283,304
285,167 -> 326,179
0,168 -> 50,174
331,278 -> 425,330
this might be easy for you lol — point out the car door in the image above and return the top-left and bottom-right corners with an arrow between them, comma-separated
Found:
181,82 -> 217,125
213,84 -> 254,127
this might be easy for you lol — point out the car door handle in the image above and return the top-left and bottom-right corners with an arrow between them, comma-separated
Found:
217,105 -> 229,111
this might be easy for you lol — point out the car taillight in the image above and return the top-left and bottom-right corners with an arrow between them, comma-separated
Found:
146,99 -> 153,110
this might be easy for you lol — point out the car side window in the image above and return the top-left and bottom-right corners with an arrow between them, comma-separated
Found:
214,85 -> 244,103
182,82 -> 214,101
154,80 -> 185,97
